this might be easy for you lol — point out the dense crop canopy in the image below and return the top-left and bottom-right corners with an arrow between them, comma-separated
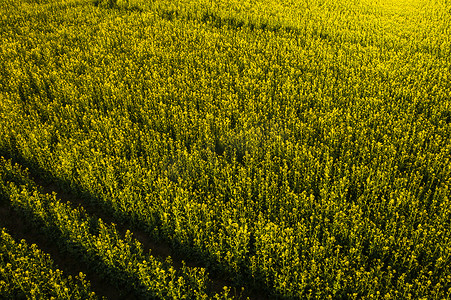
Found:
0,0 -> 450,298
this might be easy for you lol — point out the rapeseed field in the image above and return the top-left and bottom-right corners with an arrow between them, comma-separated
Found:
0,0 -> 450,298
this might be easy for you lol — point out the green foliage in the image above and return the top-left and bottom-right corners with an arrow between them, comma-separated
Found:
0,0 -> 450,299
